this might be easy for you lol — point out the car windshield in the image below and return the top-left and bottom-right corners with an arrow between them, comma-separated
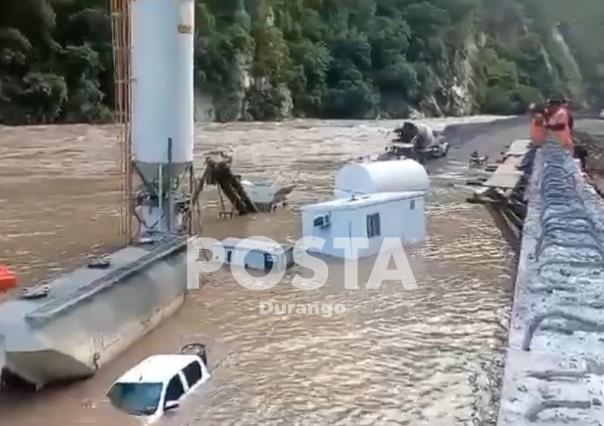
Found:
108,382 -> 163,416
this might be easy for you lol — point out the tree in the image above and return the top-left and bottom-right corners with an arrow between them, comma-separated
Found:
322,78 -> 376,118
375,60 -> 419,97
19,72 -> 67,123
0,27 -> 32,70
289,39 -> 331,115
481,85 -> 510,114
0,0 -> 603,122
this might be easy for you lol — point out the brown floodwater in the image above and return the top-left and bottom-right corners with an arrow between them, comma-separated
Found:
0,118 -> 522,425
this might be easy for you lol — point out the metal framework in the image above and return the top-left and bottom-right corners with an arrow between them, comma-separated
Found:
109,0 -> 204,243
109,0 -> 133,243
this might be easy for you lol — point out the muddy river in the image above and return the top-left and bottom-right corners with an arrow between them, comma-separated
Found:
0,117 -> 526,425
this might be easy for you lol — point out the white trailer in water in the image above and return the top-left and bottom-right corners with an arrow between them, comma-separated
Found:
301,192 -> 426,260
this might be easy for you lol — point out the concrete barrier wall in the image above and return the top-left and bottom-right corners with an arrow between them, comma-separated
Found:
498,143 -> 604,425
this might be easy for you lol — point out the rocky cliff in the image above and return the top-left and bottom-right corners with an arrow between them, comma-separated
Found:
0,0 -> 602,124
194,0 -> 604,122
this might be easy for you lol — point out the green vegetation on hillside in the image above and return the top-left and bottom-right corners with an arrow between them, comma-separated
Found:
0,0 -> 603,124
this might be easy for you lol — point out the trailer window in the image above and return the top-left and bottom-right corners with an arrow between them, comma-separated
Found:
410,200 -> 415,210
182,361 -> 202,388
313,214 -> 331,228
366,213 -> 381,238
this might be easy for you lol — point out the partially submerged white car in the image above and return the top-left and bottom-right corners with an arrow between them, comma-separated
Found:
107,344 -> 209,423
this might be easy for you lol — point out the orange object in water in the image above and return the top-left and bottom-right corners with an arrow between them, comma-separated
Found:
0,265 -> 17,291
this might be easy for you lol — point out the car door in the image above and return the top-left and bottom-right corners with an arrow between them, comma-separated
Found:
163,373 -> 187,412
263,252 -> 274,270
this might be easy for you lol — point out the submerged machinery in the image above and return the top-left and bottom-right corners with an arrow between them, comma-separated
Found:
130,0 -> 196,241
0,0 -> 198,388
383,122 -> 449,163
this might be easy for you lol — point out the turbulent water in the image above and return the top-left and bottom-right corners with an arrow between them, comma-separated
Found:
0,117 -> 520,426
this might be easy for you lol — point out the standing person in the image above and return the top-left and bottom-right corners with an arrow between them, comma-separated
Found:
574,144 -> 588,172
561,98 -> 589,172
545,97 -> 573,150
563,98 -> 574,132
528,103 -> 546,147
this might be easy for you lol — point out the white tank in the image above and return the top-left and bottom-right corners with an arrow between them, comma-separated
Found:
131,0 -> 194,170
334,160 -> 430,199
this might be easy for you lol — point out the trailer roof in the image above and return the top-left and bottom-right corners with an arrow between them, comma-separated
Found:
302,191 -> 424,212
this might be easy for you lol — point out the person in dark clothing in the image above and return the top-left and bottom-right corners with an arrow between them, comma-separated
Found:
574,145 -> 588,171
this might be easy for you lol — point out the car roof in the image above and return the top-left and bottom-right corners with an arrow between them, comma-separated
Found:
113,354 -> 201,384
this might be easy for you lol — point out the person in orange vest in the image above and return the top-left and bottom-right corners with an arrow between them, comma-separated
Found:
563,98 -> 574,132
545,97 -> 573,150
528,102 -> 546,147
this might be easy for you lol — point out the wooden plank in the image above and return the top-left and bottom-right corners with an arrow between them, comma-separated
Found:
471,138 -> 530,192
483,165 -> 522,188
482,143 -> 528,189
484,171 -> 522,189
495,163 -> 521,174
506,139 -> 531,156
503,156 -> 523,167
